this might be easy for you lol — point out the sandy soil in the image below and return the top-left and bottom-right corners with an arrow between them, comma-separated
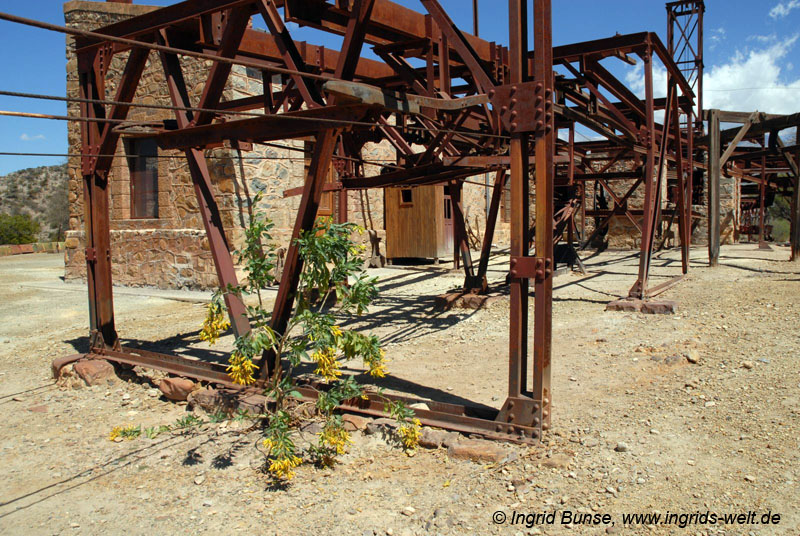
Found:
0,245 -> 798,536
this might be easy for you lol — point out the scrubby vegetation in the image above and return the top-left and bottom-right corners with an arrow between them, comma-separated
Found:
0,163 -> 68,243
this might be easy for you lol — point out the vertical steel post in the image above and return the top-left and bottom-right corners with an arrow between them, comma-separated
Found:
532,0 -> 554,430
506,0 -> 530,400
793,126 -> 800,261
630,47 -> 657,298
708,109 -> 721,266
78,50 -> 118,350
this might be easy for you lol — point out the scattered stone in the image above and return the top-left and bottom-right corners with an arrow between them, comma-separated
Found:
27,405 -> 48,413
419,428 -> 451,449
434,292 -> 501,311
744,475 -> 756,483
74,359 -> 116,386
401,506 -> 415,516
641,300 -> 677,315
158,377 -> 196,401
342,414 -> 370,432
614,442 -> 629,453
741,361 -> 754,370
409,402 -> 431,411
583,437 -> 599,448
447,439 -> 509,463
685,350 -> 700,364
11,396 -> 24,402
704,401 -> 716,408
202,499 -> 213,507
605,299 -> 642,313
663,355 -> 682,365
365,417 -> 398,436
194,474 -> 206,485
542,453 -> 573,469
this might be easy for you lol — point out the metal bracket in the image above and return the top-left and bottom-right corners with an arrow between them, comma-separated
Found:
509,256 -> 553,280
495,396 -> 543,440
85,247 -> 97,263
489,81 -> 551,133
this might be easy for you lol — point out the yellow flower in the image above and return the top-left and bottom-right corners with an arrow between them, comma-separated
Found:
319,425 -> 352,455
262,438 -> 274,452
227,351 -> 257,385
268,455 -> 303,480
108,426 -> 122,441
368,348 -> 388,378
369,362 -> 387,378
398,418 -> 422,450
331,325 -> 343,338
200,301 -> 230,346
311,347 -> 341,381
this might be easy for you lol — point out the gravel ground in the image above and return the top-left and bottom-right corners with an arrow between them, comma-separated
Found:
0,246 -> 798,536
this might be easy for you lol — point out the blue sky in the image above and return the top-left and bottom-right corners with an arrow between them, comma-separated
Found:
0,0 -> 798,175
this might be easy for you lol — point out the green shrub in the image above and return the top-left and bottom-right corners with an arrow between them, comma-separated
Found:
0,213 -> 40,245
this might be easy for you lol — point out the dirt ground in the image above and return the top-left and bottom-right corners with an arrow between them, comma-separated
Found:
0,245 -> 798,536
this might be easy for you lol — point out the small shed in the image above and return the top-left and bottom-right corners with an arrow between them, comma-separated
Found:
385,184 -> 454,261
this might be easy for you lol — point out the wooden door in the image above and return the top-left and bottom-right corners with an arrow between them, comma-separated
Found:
442,184 -> 454,255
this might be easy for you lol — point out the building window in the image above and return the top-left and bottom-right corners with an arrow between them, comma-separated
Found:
400,188 -> 413,206
126,138 -> 159,219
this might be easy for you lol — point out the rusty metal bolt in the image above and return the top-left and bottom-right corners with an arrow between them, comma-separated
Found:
511,122 -> 518,130
536,269 -> 544,279
488,89 -> 495,98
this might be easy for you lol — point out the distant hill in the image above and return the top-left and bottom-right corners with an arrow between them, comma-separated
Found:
0,163 -> 69,242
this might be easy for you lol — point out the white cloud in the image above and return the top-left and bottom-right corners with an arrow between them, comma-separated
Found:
769,0 -> 800,19
703,34 -> 800,114
19,133 -> 45,141
710,27 -> 726,50
624,34 -> 800,116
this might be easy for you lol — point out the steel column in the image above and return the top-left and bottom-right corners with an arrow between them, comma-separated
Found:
708,109 -> 721,266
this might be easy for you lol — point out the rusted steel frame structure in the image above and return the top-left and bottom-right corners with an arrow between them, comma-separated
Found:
34,0 -> 699,444
550,29 -> 698,298
703,110 -> 800,263
53,0 -> 559,444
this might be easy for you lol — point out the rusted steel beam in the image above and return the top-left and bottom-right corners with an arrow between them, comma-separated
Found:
75,0 -> 258,50
55,346 -> 539,444
449,180 -> 477,284
341,164 -> 483,189
159,44 -> 250,338
531,0 -> 554,431
155,104 -> 376,150
193,8 -> 252,126
257,0 -> 324,106
629,47 -> 658,299
420,0 -> 496,93
503,0 -> 532,435
708,109 -> 721,266
476,169 -> 506,287
78,48 -> 121,350
264,128 -> 342,377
